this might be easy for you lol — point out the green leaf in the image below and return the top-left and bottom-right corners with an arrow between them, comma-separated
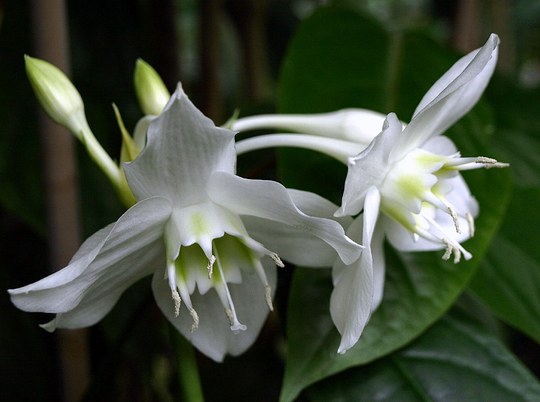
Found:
276,6 -> 511,402
470,187 -> 540,343
307,308 -> 540,402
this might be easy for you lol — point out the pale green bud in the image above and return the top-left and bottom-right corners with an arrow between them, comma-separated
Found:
25,55 -> 89,138
134,59 -> 170,116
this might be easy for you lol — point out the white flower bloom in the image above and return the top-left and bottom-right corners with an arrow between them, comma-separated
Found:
234,34 -> 507,354
332,33 -> 506,353
9,85 -> 361,362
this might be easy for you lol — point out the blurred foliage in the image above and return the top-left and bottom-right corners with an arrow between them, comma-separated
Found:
1,0 -> 540,401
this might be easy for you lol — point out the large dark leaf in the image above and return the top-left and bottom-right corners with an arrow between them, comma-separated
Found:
307,308 -> 540,402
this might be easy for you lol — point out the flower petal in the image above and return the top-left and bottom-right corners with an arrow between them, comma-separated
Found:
331,187 -> 380,353
337,113 -> 402,217
124,84 -> 236,206
391,34 -> 499,161
9,197 -> 171,329
241,189 -> 353,267
152,260 -> 277,362
208,172 -> 362,265
232,108 -> 386,145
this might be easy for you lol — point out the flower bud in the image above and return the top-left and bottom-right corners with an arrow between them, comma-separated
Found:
25,55 -> 89,138
134,59 -> 170,116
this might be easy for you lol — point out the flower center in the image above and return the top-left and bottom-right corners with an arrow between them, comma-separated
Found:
378,148 -> 506,262
166,233 -> 280,332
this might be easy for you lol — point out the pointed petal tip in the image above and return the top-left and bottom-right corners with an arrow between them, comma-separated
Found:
39,320 -> 57,333
337,339 -> 353,355
488,33 -> 500,47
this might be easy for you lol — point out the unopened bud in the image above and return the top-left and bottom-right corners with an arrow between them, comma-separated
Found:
134,59 -> 170,115
25,55 -> 89,138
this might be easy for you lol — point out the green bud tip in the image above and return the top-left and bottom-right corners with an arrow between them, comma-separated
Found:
24,55 -> 89,138
134,59 -> 171,116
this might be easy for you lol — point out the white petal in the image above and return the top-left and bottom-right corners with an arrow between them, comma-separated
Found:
414,34 -> 499,118
208,172 -> 362,265
337,114 -> 402,217
124,84 -> 236,206
152,261 -> 277,362
9,197 -> 171,327
241,189 -> 353,267
370,225 -> 386,312
391,34 -> 499,161
331,187 -> 380,353
132,115 -> 154,149
232,108 -> 386,145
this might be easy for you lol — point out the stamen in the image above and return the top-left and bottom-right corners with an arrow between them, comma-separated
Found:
207,255 -> 216,279
265,285 -> 274,311
446,204 -> 461,234
442,239 -> 461,263
445,156 -> 509,171
188,307 -> 199,332
442,240 -> 453,261
466,212 -> 475,237
420,215 -> 472,262
476,156 -> 509,169
213,249 -> 247,332
172,289 -> 182,317
270,252 -> 285,268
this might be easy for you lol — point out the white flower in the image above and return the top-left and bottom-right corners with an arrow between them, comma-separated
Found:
9,85 -> 361,361
233,34 -> 507,354
333,34 -> 507,353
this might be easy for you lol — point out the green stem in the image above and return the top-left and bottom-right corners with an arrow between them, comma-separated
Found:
169,325 -> 205,402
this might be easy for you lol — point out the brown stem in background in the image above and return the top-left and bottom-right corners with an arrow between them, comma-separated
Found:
490,0 -> 515,74
228,0 -> 271,102
31,1 -> 90,401
200,0 -> 223,121
453,0 -> 481,52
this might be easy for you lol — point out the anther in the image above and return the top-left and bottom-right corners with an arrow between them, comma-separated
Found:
265,285 -> 274,311
442,239 -> 452,261
207,255 -> 216,279
446,205 -> 461,234
442,239 -> 461,263
270,253 -> 285,268
189,307 -> 199,332
476,156 -> 510,169
466,212 -> 475,237
172,289 -> 182,317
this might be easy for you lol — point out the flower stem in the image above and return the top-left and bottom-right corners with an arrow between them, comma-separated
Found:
169,325 -> 205,402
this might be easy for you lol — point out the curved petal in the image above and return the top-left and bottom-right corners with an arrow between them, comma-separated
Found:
414,34 -> 499,118
208,172 -> 362,266
232,108 -> 386,145
331,187 -> 380,353
337,113 -> 402,217
125,84 -> 236,206
370,225 -> 386,312
9,197 -> 171,328
152,261 -> 277,362
132,115 -> 154,150
241,189 -> 353,267
391,34 -> 499,161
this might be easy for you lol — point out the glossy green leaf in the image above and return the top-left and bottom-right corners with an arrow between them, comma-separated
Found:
470,187 -> 540,343
277,7 -> 511,402
307,308 -> 540,402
